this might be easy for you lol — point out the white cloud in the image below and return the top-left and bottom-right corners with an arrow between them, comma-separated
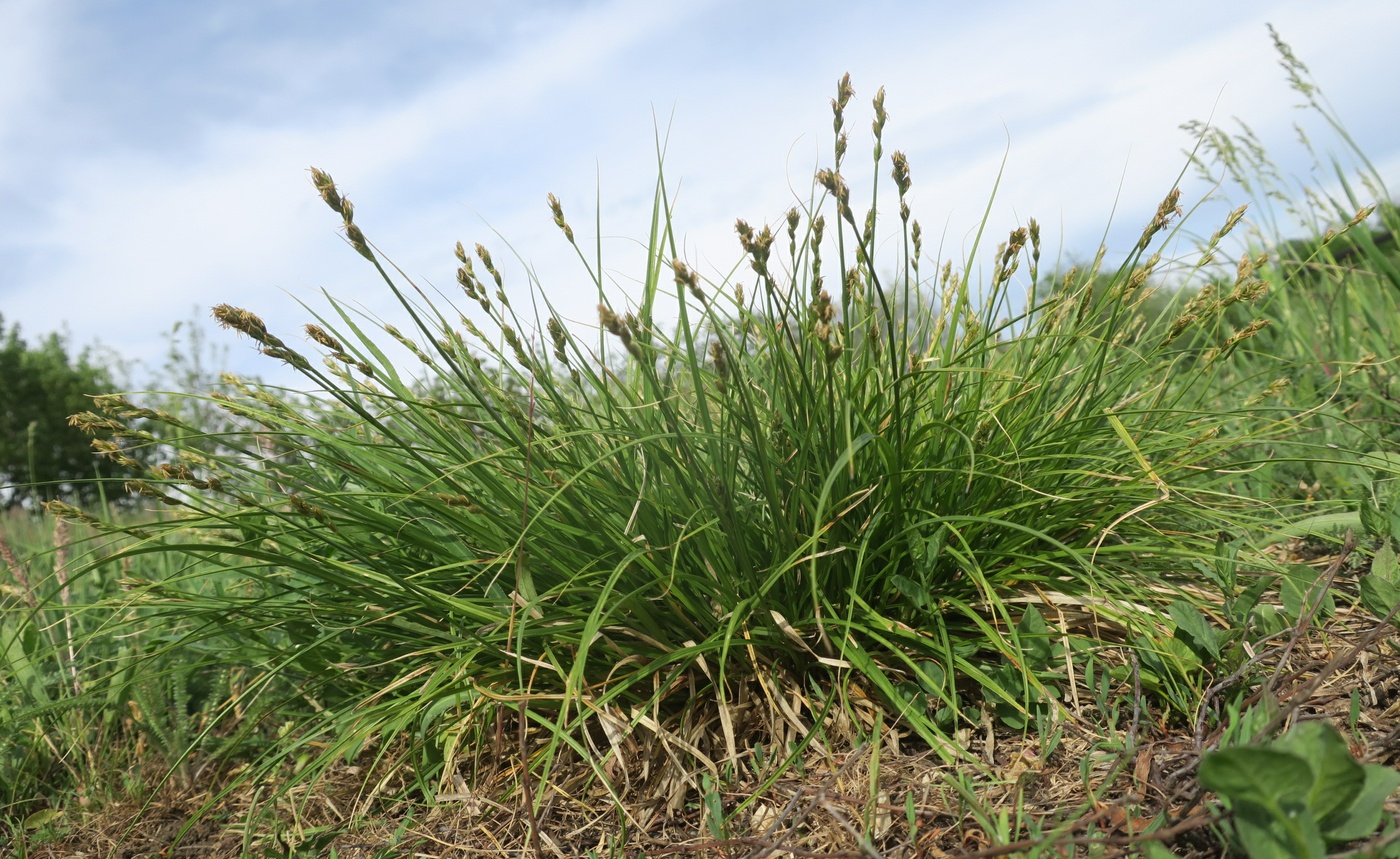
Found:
1,0 -> 1396,391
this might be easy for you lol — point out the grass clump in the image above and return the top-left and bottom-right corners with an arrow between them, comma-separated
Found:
50,75 -> 1289,823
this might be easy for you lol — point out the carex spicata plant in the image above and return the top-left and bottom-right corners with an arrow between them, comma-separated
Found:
62,78 -> 1294,820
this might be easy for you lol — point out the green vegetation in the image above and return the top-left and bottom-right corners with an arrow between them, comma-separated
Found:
0,316 -> 133,509
4,29 -> 1400,857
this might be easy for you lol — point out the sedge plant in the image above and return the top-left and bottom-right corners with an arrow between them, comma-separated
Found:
53,78 -> 1305,829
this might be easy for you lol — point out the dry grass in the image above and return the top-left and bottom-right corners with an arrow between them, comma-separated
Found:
30,542 -> 1400,859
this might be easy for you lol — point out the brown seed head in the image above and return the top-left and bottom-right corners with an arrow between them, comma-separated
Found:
1347,205 -> 1375,229
68,412 -> 124,435
304,324 -> 344,353
708,340 -> 728,383
343,221 -> 374,261
891,151 -> 912,200
671,258 -> 705,303
735,221 -> 775,279
1234,252 -> 1254,286
1215,204 -> 1249,241
598,304 -> 639,357
308,167 -> 343,215
1137,188 -> 1183,251
288,493 -> 329,523
212,304 -> 269,343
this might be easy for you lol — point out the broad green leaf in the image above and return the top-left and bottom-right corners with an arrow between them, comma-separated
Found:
1320,763 -> 1400,842
1361,493 -> 1388,541
1359,573 -> 1400,623
914,660 -> 946,697
1251,603 -> 1289,638
1233,573 -> 1278,628
1277,511 -> 1361,542
1169,600 -> 1220,662
1015,604 -> 1054,671
1273,721 -> 1364,823
23,808 -> 62,830
1279,565 -> 1335,622
1373,542 -> 1400,584
889,575 -> 931,610
1233,799 -> 1326,859
1199,747 -> 1315,807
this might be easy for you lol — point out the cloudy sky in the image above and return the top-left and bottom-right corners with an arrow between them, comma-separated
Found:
2,0 -> 1397,390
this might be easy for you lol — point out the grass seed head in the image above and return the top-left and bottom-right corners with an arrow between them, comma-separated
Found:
843,266 -> 861,305
125,480 -> 182,506
547,317 -> 571,364
547,193 -> 575,244
671,258 -> 705,303
67,412 -> 124,435
1137,188 -> 1183,251
475,243 -> 499,283
1347,204 -> 1375,228
342,220 -> 374,261
212,304 -> 269,344
308,167 -> 343,215
1213,204 -> 1249,243
708,340 -> 728,385
501,324 -> 531,367
304,324 -> 344,353
259,345 -> 312,371
831,72 -> 854,135
1234,252 -> 1255,285
871,86 -> 887,160
436,493 -> 482,513
1244,376 -> 1292,407
598,304 -> 640,359
735,220 -> 775,280
91,438 -> 142,469
1226,317 -> 1270,347
288,493 -> 329,523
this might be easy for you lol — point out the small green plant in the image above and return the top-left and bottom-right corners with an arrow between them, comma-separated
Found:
1199,720 -> 1400,858
1359,479 -> 1400,623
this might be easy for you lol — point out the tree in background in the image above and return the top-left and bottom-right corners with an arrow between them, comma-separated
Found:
0,314 -> 130,508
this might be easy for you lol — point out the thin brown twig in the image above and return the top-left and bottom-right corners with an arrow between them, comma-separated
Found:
518,700 -> 545,858
946,808 -> 1218,859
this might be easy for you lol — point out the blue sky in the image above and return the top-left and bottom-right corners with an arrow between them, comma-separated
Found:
2,0 -> 1398,389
